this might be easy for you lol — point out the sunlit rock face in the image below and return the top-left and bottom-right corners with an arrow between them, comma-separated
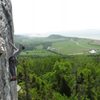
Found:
0,0 -> 17,100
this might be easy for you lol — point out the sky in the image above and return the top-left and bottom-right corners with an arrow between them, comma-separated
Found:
11,0 -> 100,38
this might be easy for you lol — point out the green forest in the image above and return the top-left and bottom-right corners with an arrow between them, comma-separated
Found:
15,35 -> 100,100
17,55 -> 100,100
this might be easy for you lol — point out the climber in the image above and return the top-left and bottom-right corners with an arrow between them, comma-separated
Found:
9,41 -> 25,81
0,34 -> 6,56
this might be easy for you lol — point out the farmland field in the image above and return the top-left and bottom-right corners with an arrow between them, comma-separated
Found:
15,35 -> 100,56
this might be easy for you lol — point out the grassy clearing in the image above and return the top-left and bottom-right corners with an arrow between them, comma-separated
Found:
51,38 -> 100,55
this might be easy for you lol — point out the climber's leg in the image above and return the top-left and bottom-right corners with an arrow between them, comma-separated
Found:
9,65 -> 17,81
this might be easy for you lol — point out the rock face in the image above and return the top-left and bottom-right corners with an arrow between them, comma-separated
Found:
0,0 -> 17,100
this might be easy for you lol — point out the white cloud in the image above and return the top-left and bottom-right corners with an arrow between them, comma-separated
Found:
11,0 -> 100,35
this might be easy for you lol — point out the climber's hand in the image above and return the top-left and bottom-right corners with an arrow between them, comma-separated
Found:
19,44 -> 25,50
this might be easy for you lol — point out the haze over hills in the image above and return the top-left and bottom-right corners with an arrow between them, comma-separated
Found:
15,29 -> 100,40
14,34 -> 100,55
48,29 -> 100,40
61,29 -> 100,40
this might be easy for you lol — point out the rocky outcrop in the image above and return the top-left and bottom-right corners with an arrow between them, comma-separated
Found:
0,0 -> 17,100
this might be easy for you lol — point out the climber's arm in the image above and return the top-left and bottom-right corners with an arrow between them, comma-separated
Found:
13,45 -> 25,56
9,41 -> 19,56
9,41 -> 25,56
9,41 -> 17,50
13,48 -> 20,56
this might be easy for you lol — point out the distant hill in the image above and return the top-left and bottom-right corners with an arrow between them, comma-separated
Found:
14,34 -> 100,55
47,34 -> 66,39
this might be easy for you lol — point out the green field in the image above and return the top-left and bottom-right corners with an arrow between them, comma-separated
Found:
15,35 -> 100,56
51,39 -> 100,55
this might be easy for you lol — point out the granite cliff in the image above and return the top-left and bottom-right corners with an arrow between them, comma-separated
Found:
0,0 -> 17,100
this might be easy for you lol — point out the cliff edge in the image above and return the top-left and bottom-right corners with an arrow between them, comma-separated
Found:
0,0 -> 17,100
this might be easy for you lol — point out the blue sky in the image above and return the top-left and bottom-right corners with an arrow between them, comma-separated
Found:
11,0 -> 100,38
